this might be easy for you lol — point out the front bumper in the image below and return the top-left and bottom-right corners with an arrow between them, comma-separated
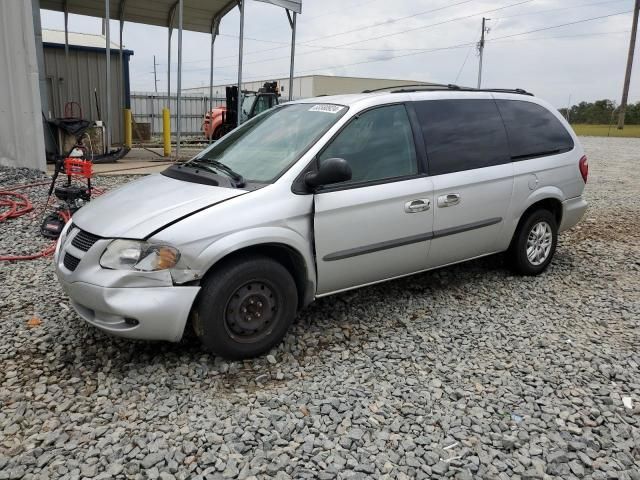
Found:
559,196 -> 588,233
57,278 -> 199,342
54,223 -> 200,342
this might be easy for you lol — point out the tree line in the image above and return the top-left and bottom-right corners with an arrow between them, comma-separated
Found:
558,100 -> 640,125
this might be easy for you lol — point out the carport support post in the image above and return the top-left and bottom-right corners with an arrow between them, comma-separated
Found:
176,0 -> 183,160
209,18 -> 219,144
120,12 -> 131,148
64,3 -> 70,103
237,0 -> 245,127
105,0 -> 111,153
164,25 -> 173,157
287,10 -> 296,101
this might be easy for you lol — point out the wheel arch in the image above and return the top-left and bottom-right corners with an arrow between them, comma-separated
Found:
196,229 -> 316,310
510,194 -> 563,249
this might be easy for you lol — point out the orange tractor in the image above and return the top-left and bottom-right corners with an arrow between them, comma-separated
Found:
203,82 -> 280,140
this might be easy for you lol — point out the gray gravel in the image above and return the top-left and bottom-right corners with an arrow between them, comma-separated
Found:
1,137 -> 639,479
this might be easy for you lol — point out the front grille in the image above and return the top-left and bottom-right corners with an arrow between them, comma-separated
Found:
63,253 -> 81,271
71,229 -> 101,252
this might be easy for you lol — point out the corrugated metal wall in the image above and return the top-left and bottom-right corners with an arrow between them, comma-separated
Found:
0,0 -> 46,171
130,92 -> 225,137
43,46 -> 127,145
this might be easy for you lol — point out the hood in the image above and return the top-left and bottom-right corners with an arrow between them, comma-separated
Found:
72,173 -> 246,238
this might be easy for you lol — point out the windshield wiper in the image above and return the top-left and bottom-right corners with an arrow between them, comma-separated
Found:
187,159 -> 245,187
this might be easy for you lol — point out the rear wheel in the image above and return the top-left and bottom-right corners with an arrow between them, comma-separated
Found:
193,255 -> 297,359
508,209 -> 558,275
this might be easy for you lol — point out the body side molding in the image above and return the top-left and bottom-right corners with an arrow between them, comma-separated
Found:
323,217 -> 502,261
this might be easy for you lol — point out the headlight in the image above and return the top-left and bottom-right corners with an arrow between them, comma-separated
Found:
100,240 -> 181,271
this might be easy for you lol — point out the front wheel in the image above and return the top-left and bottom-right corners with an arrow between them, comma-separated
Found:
508,209 -> 558,275
193,255 -> 298,359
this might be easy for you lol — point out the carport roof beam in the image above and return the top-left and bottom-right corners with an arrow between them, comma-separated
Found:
40,0 -> 242,34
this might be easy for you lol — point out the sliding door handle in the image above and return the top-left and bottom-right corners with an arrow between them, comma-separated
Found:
437,193 -> 461,207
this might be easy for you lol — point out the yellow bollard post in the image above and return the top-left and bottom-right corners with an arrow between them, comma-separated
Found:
123,109 -> 132,148
162,108 -> 171,157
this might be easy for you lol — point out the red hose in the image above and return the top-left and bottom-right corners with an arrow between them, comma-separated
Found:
0,191 -> 33,222
0,243 -> 57,261
0,182 -> 59,261
1,179 -> 107,261
4,181 -> 52,191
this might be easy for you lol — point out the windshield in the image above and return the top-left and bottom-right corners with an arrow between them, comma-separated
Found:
192,103 -> 348,183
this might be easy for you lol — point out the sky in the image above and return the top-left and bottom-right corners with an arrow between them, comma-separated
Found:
40,0 -> 639,109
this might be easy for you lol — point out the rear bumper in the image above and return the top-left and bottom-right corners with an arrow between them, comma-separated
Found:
58,278 -> 200,342
559,196 -> 588,233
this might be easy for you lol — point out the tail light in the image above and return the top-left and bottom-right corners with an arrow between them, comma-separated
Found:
579,155 -> 588,183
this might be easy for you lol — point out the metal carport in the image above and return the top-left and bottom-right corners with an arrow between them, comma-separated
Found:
38,0 -> 302,158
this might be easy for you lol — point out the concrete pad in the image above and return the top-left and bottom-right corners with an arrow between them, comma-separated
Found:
45,147 -> 205,176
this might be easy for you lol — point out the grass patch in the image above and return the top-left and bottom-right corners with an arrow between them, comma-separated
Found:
571,124 -> 640,138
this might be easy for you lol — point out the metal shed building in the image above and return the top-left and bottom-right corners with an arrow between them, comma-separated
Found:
42,29 -> 133,146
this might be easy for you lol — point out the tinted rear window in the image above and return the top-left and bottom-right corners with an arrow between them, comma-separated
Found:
495,100 -> 574,160
415,99 -> 510,176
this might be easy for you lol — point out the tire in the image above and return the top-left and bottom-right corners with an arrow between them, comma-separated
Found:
192,255 -> 298,359
212,126 -> 224,140
508,209 -> 558,276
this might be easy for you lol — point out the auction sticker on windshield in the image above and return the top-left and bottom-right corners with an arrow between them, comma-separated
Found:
308,104 -> 345,114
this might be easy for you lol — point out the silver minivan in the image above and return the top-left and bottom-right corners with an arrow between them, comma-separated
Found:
54,86 -> 588,359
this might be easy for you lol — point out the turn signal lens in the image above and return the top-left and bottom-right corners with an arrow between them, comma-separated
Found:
133,245 -> 181,271
156,246 -> 179,270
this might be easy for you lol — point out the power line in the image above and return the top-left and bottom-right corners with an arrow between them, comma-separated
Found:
178,28 -> 632,74
161,1 -> 478,67
301,0 -> 478,44
454,45 -> 474,83
491,0 -> 630,19
296,0 -> 386,23
490,29 -> 630,42
167,0 -> 632,73
173,0 -> 631,66
489,9 -> 632,41
212,0 -> 537,70
183,29 -> 630,87
211,0 -> 482,63
231,9 -> 633,82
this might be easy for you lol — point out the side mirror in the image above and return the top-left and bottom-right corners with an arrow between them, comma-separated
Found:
305,158 -> 352,189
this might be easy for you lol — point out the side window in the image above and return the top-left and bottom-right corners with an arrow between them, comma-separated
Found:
415,99 -> 510,176
496,100 -> 574,160
318,104 -> 418,185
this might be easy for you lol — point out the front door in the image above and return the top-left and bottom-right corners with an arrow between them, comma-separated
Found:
312,104 -> 434,295
413,97 -> 514,267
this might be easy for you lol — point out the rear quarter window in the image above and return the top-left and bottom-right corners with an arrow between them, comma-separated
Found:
495,100 -> 574,160
414,99 -> 510,176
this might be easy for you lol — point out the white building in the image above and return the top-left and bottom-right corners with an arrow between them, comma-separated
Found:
184,75 -> 432,100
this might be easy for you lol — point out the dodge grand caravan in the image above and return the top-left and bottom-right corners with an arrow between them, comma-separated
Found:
54,86 -> 588,359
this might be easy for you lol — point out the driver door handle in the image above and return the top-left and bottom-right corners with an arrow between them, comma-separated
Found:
404,199 -> 431,213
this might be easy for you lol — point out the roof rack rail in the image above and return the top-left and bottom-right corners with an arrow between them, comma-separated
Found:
362,83 -> 456,93
362,84 -> 533,96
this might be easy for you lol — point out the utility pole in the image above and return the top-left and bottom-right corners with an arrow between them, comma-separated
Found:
153,55 -> 159,93
617,0 -> 639,129
477,17 -> 489,89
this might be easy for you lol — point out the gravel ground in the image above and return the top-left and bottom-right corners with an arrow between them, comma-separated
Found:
1,137 -> 639,480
